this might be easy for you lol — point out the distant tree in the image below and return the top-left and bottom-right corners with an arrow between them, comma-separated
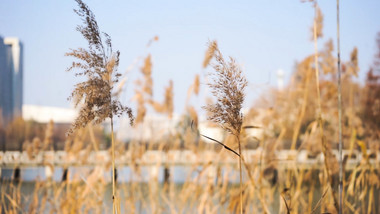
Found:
0,124 -> 5,151
363,32 -> 380,132
4,118 -> 45,151
5,117 -> 26,151
25,120 -> 45,142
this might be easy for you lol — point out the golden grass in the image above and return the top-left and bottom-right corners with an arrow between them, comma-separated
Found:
1,2 -> 379,214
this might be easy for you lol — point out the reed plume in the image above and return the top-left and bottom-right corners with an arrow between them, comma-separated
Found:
186,74 -> 200,104
133,91 -> 146,124
66,0 -> 133,135
321,40 -> 336,75
202,41 -> 247,214
141,55 -> 153,97
149,80 -> 174,118
43,120 -> 54,151
203,40 -> 218,68
346,47 -> 359,77
311,4 -> 323,40
132,54 -> 153,124
203,42 -> 247,136
193,74 -> 200,95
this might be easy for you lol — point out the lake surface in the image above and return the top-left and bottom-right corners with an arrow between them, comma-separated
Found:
1,166 -> 377,213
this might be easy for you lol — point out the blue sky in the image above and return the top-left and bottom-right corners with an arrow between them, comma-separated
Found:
1,0 -> 379,114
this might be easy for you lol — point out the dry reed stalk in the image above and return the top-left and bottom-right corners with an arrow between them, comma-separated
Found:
307,178 -> 315,213
336,1 -> 344,213
142,54 -> 153,97
134,91 -> 146,124
290,56 -> 313,150
312,2 -> 323,125
39,188 -> 48,213
147,80 -> 174,118
88,123 -> 99,151
164,80 -> 174,118
132,54 -> 152,124
227,148 -> 270,213
186,74 -> 201,106
51,182 -> 65,211
134,51 -> 175,122
3,192 -> 22,214
293,169 -> 305,213
122,184 -> 136,214
308,2 -> 340,211
43,120 -> 54,151
310,186 -> 329,213
0,190 -> 6,214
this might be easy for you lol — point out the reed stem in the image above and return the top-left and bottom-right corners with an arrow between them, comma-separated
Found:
237,135 -> 243,214
312,2 -> 339,211
336,0 -> 343,213
111,117 -> 116,214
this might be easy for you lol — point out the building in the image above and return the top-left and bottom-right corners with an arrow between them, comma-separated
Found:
0,37 -> 12,127
117,114 -> 180,142
0,36 -> 23,127
22,105 -> 77,124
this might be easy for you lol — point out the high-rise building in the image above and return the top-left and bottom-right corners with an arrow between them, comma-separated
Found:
0,36 -> 23,127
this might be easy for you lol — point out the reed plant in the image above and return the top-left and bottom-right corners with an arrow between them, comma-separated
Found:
311,1 -> 339,212
202,41 -> 248,214
65,0 -> 133,213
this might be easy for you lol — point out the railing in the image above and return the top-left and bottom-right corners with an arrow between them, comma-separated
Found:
0,150 -> 379,169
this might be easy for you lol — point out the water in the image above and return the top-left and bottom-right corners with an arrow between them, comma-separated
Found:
1,165 -> 240,183
1,166 -> 378,213
1,165 -> 238,213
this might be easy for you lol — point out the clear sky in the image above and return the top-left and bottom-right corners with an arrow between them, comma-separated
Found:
1,0 -> 380,114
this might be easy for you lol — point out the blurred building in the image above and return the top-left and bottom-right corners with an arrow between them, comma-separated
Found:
0,36 -> 23,127
22,105 -> 77,124
22,105 -> 78,150
117,114 -> 180,142
277,69 -> 284,91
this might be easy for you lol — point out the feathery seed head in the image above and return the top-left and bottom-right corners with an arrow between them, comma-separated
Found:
66,0 -> 133,135
202,42 -> 248,136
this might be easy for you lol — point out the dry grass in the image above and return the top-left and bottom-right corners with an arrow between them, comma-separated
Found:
1,2 -> 379,214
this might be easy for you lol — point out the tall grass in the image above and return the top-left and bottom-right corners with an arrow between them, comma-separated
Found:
0,1 -> 379,214
312,1 -> 339,212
